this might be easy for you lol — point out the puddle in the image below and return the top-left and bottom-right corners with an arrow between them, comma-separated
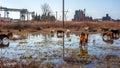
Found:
0,32 -> 120,67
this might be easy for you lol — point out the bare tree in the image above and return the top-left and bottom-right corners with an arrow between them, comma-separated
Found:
41,3 -> 51,16
41,3 -> 56,21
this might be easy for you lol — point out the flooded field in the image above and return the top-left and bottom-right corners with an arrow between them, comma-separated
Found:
0,32 -> 120,68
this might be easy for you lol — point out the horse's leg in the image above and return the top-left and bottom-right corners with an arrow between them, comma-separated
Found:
84,43 -> 88,50
117,32 -> 119,38
79,41 -> 82,53
82,43 -> 86,50
80,46 -> 84,56
110,31 -> 113,38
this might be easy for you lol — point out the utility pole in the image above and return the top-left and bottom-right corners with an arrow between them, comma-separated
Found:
62,0 -> 64,28
62,0 -> 65,58
56,11 -> 57,22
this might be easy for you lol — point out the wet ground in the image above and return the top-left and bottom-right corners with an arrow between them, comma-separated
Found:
0,32 -> 120,68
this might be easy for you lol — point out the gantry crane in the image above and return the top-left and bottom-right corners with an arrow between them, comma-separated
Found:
0,6 -> 34,21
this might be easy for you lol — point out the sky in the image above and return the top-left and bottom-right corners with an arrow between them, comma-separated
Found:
0,0 -> 120,21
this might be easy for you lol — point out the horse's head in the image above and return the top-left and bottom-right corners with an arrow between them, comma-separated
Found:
81,32 -> 85,36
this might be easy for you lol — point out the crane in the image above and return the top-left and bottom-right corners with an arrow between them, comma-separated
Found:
0,6 -> 32,21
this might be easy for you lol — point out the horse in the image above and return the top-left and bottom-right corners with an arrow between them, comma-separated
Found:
102,31 -> 113,39
80,32 -> 88,46
0,32 -> 13,40
57,30 -> 64,38
111,29 -> 120,39
101,27 -> 109,32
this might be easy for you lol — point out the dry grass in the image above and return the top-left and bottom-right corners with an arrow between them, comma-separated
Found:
0,21 -> 120,31
0,21 -> 120,39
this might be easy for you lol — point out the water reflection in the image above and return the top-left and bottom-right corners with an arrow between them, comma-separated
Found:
0,32 -> 120,62
0,39 -> 9,55
102,37 -> 114,44
79,45 -> 89,58
0,42 -> 9,48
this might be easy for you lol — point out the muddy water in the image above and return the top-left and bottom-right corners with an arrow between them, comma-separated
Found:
0,32 -> 120,65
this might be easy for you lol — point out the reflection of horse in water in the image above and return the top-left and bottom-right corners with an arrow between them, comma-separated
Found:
0,42 -> 9,48
80,32 -> 88,46
102,37 -> 114,44
77,44 -> 89,58
0,41 -> 9,55
80,45 -> 88,55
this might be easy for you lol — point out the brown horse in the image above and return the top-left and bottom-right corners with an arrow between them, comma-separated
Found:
103,31 -> 113,39
80,32 -> 88,46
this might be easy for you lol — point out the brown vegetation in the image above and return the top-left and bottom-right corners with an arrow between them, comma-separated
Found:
0,21 -> 120,68
0,21 -> 120,33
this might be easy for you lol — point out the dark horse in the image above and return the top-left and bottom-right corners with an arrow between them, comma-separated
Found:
57,30 -> 64,38
0,32 -> 13,40
111,29 -> 120,39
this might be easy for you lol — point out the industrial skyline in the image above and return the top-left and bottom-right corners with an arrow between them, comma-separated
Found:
0,0 -> 120,21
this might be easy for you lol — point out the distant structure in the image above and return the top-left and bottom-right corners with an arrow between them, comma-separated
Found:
102,14 -> 111,21
0,6 -> 34,22
72,9 -> 92,21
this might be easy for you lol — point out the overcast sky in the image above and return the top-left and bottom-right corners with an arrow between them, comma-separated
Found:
0,0 -> 120,20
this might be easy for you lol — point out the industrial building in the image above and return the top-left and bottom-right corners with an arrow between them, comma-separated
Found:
102,14 -> 111,21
